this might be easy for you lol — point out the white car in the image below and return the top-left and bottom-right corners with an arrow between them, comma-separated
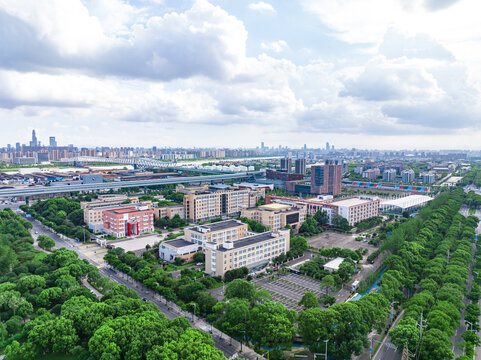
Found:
35,231 -> 39,234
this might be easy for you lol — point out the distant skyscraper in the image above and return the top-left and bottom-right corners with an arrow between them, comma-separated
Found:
15,142 -> 20,152
32,130 -> 37,146
303,144 -> 307,150
261,141 -> 265,149
280,157 -> 292,173
326,142 -> 330,151
49,136 -> 57,147
294,158 -> 306,175
7,144 -> 11,151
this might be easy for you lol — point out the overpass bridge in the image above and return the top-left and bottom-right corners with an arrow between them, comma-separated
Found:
0,172 -> 264,198
61,156 -> 236,174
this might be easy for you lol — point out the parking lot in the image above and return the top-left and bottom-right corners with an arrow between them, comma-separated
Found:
255,273 -> 322,312
308,230 -> 375,255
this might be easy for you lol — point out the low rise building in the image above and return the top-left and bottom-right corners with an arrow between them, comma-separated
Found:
324,257 -> 345,272
153,203 -> 185,219
159,238 -> 200,263
266,195 -> 380,227
205,229 -> 290,277
184,219 -> 248,248
362,168 -> 381,180
240,203 -> 306,232
83,200 -> 150,232
103,206 -> 154,238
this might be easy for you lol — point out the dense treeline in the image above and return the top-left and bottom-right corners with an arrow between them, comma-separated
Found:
0,208 -> 225,360
459,166 -> 481,187
355,216 -> 383,232
385,188 -> 479,359
104,248 -> 221,317
20,198 -> 90,241
295,188 -> 476,360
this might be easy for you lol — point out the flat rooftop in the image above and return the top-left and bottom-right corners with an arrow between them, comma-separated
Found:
218,231 -> 283,251
330,198 -> 373,207
260,203 -> 290,211
106,207 -> 150,215
192,219 -> 244,233
163,238 -> 197,249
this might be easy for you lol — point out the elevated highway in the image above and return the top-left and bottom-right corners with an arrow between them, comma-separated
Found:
0,172 -> 264,198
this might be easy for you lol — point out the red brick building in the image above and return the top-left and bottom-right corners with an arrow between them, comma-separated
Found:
103,206 -> 154,238
310,161 -> 342,195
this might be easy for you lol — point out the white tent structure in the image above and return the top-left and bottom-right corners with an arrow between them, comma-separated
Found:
381,195 -> 432,213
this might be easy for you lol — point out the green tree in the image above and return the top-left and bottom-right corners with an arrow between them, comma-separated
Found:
248,302 -> 297,349
225,279 -> 255,301
298,292 -> 319,309
68,209 -> 85,226
314,210 -> 329,226
37,235 -> 55,250
321,275 -> 335,295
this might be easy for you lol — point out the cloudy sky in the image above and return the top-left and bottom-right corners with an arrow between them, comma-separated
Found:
1,0 -> 481,150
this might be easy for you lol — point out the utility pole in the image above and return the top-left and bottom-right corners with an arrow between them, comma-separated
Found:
415,312 -> 427,359
401,342 -> 414,360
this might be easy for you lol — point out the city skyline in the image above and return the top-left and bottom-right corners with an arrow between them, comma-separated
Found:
1,0 -> 481,149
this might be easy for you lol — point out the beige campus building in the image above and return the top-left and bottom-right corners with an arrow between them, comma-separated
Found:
80,194 -> 140,209
205,229 -> 290,277
184,219 -> 248,248
179,184 -> 264,222
153,204 -> 185,219
241,203 -> 306,232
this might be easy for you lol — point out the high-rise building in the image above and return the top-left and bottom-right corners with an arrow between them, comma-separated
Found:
6,144 -> 11,151
382,169 -> 397,182
401,169 -> 415,183
15,143 -> 20,152
49,136 -> 57,147
280,157 -> 292,173
30,129 -> 38,147
310,160 -> 342,195
422,173 -> 436,184
303,144 -> 307,150
261,142 -> 265,150
326,142 -> 330,151
294,158 -> 306,175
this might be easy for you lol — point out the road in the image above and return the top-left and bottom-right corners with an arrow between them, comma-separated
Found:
21,213 -> 264,360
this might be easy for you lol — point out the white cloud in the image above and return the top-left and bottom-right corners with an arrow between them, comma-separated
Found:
261,40 -> 288,53
0,0 -> 247,81
248,2 -> 276,13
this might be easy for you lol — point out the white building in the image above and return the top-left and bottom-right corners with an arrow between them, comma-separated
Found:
382,169 -> 397,182
324,257 -> 345,272
401,169 -> 415,183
